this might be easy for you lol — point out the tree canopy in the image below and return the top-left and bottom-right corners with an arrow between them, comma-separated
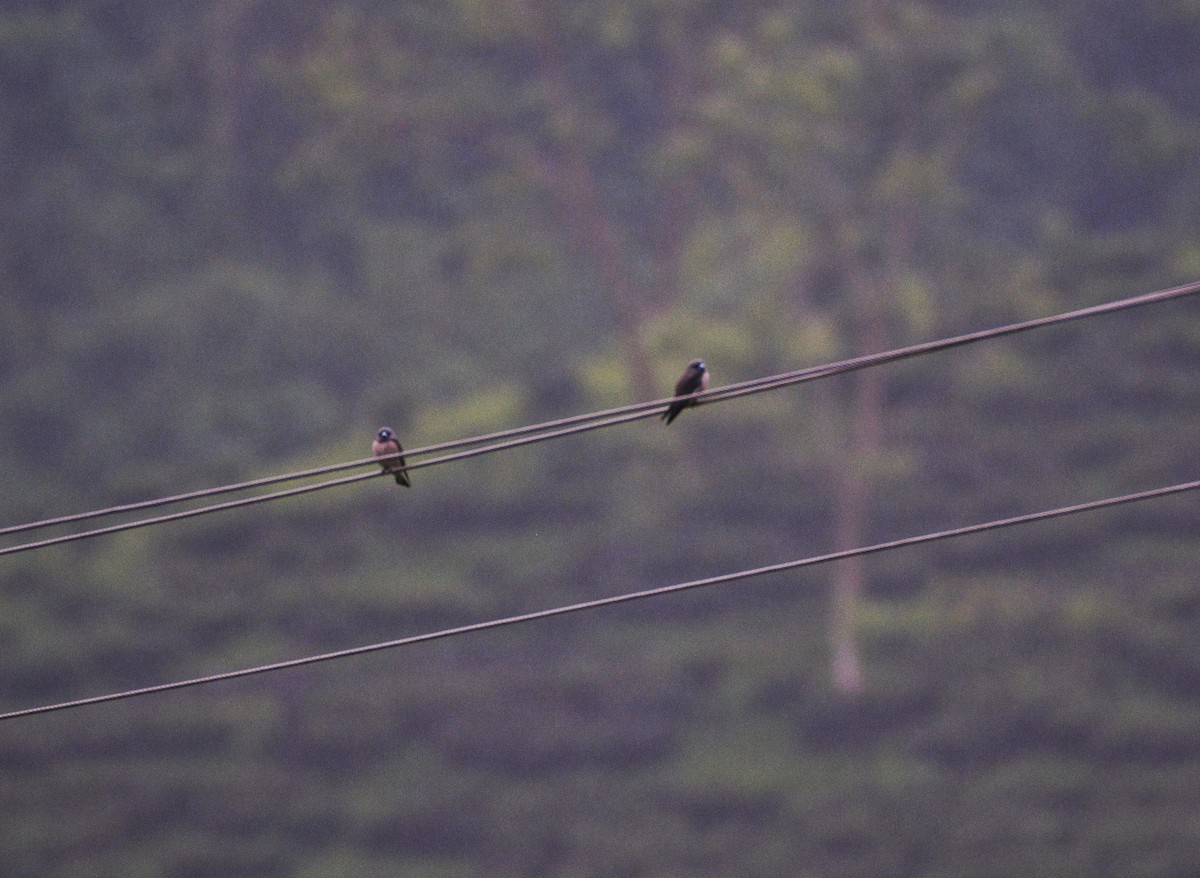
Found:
2,1 -> 1199,875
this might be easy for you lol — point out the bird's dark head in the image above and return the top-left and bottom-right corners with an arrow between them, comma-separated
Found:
377,428 -> 394,441
690,360 -> 706,372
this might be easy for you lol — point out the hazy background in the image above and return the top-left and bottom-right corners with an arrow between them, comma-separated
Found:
2,1 -> 1200,875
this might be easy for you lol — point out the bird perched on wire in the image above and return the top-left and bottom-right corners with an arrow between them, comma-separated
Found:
372,427 -> 410,486
662,360 -> 708,425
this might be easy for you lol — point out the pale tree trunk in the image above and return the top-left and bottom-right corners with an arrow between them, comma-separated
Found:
202,0 -> 249,239
825,0 -> 925,697
829,265 -> 887,696
516,2 -> 695,402
533,148 -> 660,401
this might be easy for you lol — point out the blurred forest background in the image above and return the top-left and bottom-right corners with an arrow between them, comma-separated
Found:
2,0 -> 1200,875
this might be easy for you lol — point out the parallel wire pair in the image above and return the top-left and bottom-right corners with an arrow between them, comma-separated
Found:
4,280 -> 1199,558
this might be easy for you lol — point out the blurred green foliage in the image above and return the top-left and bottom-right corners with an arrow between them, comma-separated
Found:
1,0 -> 1199,875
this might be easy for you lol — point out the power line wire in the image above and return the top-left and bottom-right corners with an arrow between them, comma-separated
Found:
0,409 -> 659,557
4,476 -> 1197,722
3,279 -> 1198,554
0,470 -> 380,558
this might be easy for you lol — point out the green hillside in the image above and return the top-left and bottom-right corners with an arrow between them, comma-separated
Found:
2,1 -> 1199,875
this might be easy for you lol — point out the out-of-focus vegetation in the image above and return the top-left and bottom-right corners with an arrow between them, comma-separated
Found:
2,1 -> 1199,875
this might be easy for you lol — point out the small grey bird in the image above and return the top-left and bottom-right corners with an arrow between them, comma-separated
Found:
662,360 -> 709,425
372,427 -> 410,486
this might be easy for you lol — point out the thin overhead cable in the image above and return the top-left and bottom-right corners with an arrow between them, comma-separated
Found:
3,476 -> 1197,722
2,279 -> 1198,554
701,279 -> 1200,404
0,470 -> 380,558
0,409 -> 659,557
